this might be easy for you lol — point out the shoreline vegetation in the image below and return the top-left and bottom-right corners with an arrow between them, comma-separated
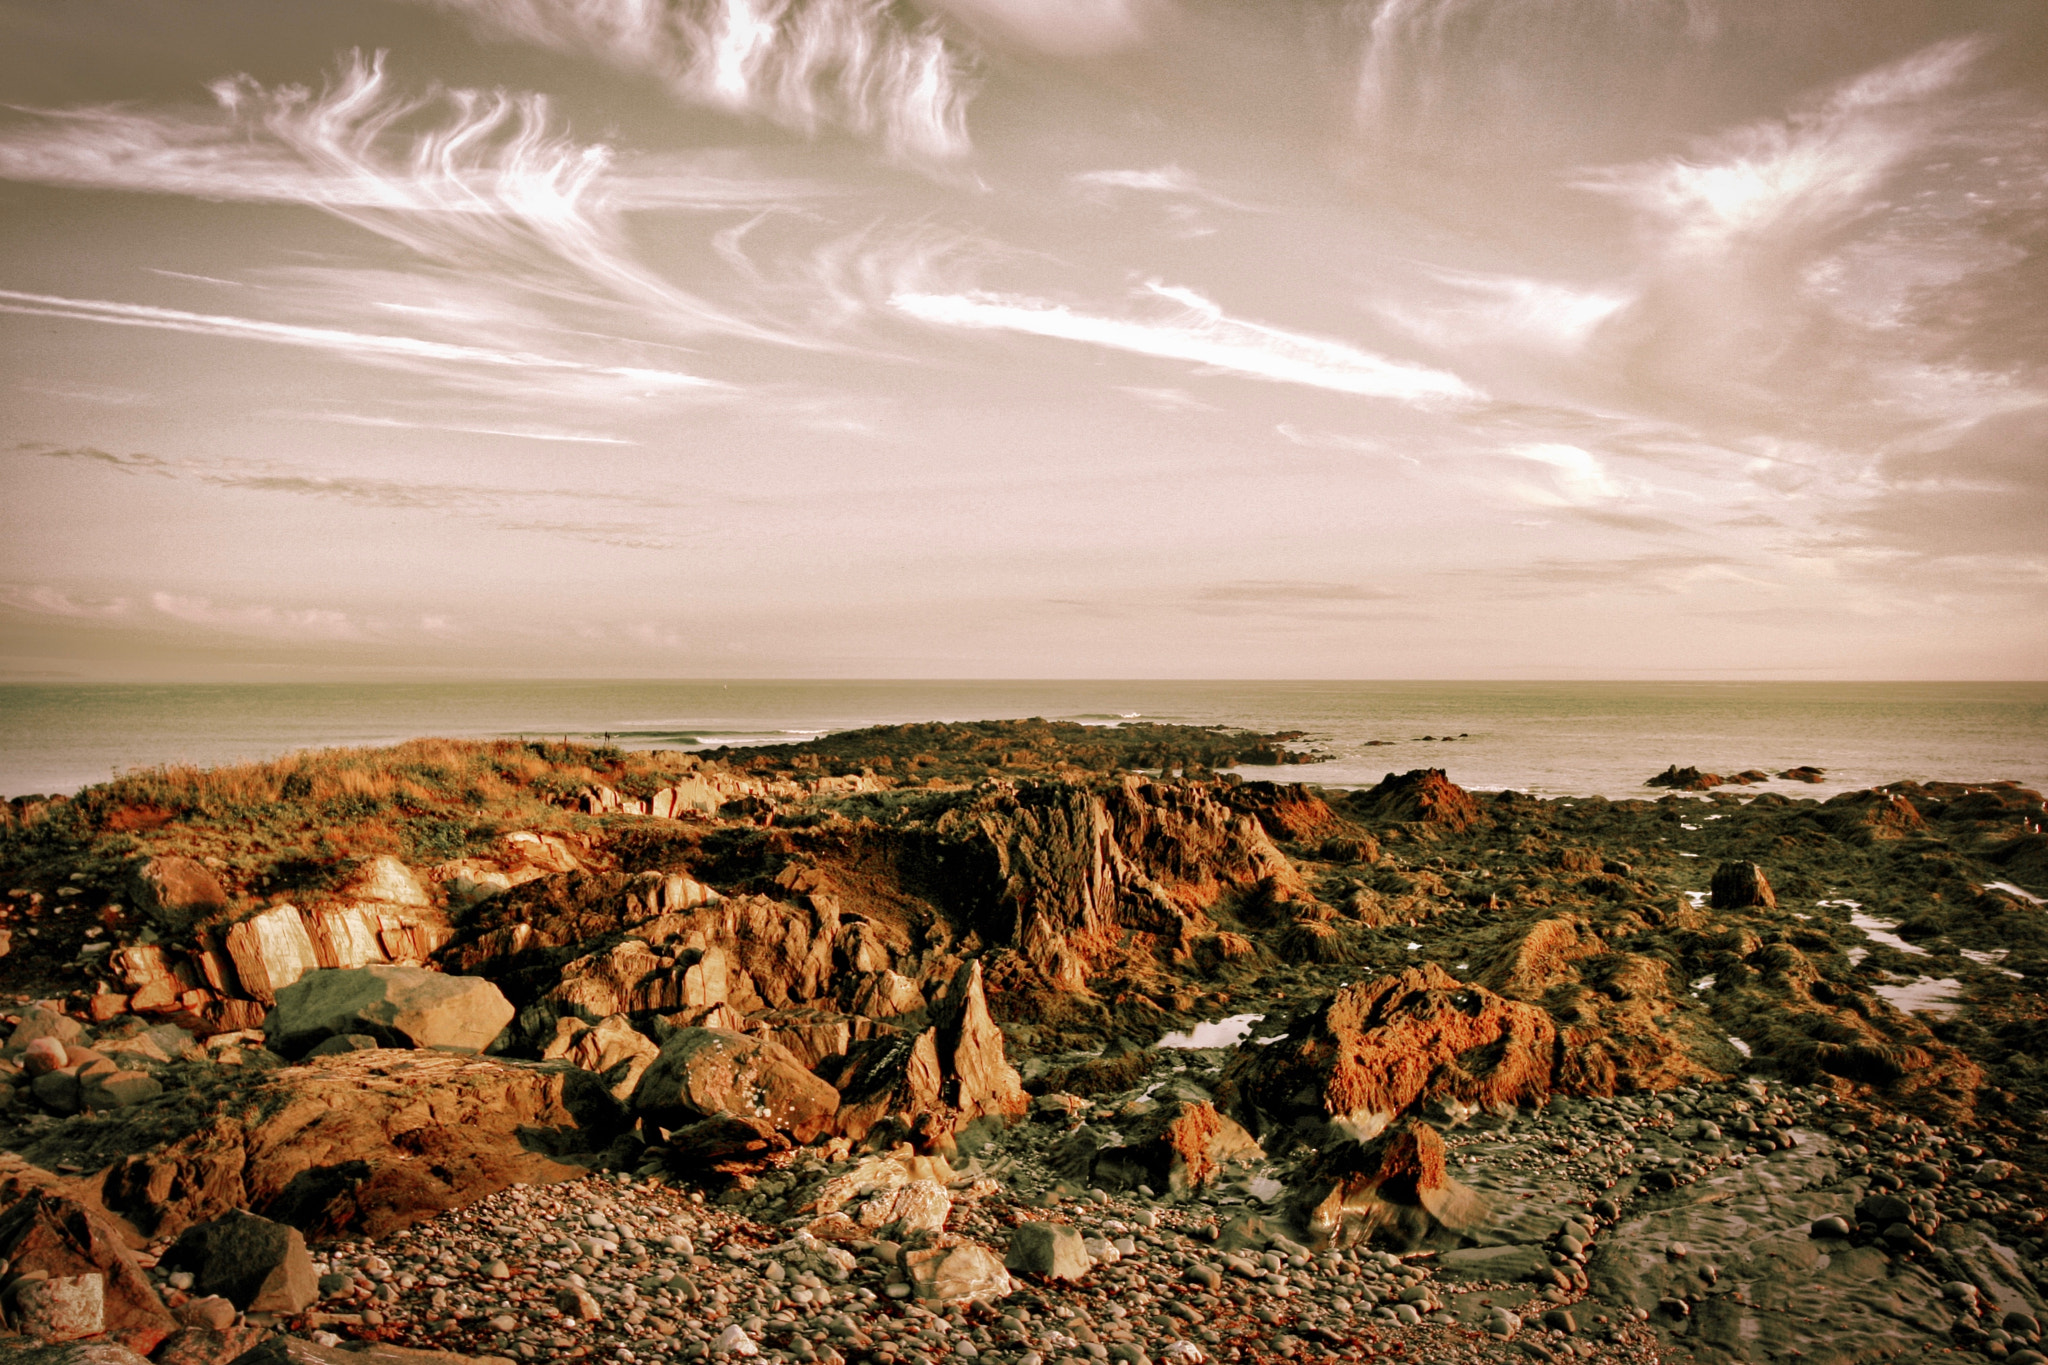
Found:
0,718 -> 2044,1365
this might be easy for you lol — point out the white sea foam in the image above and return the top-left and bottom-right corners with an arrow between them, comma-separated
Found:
1157,1014 -> 1263,1049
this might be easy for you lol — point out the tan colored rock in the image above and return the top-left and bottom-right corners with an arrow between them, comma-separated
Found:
931,959 -> 1029,1126
301,905 -> 390,970
341,855 -> 431,909
868,1179 -> 950,1236
223,906 -> 320,1005
558,1014 -> 661,1102
13,1272 -> 106,1341
648,782 -> 722,818
849,970 -> 924,1020
110,944 -> 197,1014
632,1028 -> 840,1143
154,1325 -> 270,1365
903,1242 -> 1013,1304
264,966 -> 513,1057
131,857 -> 229,932
1345,768 -> 1484,832
0,1192 -> 177,1353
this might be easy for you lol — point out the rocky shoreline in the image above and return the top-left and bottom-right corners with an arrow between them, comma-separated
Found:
0,722 -> 2042,1365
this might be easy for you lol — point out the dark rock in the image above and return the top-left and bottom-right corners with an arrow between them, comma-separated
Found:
1290,1120 -> 1485,1250
1709,862 -> 1777,911
1089,1100 -> 1262,1195
1346,770 -> 1484,832
161,1211 -> 316,1314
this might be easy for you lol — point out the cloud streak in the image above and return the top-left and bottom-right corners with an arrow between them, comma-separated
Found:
891,281 -> 1482,404
0,287 -> 721,397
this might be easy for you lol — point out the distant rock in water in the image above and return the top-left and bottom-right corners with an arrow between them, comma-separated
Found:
1345,768 -> 1483,832
1780,765 -> 1826,782
1646,765 -> 1723,790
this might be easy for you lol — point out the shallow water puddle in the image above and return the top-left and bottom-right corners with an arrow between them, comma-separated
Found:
1984,880 -> 2045,905
1873,976 -> 1965,1018
1960,947 -> 2024,980
1157,1014 -> 1264,1048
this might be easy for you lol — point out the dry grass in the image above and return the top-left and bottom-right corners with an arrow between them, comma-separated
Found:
1,738 -> 709,913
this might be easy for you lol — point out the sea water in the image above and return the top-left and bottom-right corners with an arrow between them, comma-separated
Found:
1,679 -> 2043,800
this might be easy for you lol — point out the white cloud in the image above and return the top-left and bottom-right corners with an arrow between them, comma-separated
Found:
149,593 -> 368,640
0,287 -> 721,398
1580,37 -> 1985,258
0,586 -> 134,619
412,0 -> 975,160
891,281 -> 1482,405
0,51 -> 811,343
308,413 -> 635,445
1503,443 -> 1626,507
1379,269 -> 1629,352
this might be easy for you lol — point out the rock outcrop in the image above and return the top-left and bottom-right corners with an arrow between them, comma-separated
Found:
1220,965 -> 1556,1147
85,1051 -> 623,1240
1087,1099 -> 1262,1195
822,959 -> 1026,1146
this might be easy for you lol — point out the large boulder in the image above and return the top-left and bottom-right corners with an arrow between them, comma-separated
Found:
0,1193 -> 176,1353
1220,964 -> 1556,1148
1005,1223 -> 1090,1281
161,1212 -> 316,1313
631,1029 -> 839,1143
1088,1100 -> 1263,1195
84,1051 -> 624,1240
1289,1120 -> 1486,1250
264,967 -> 514,1058
131,857 -> 230,932
903,1242 -> 1014,1304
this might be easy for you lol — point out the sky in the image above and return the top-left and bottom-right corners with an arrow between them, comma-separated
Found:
1,0 -> 2044,681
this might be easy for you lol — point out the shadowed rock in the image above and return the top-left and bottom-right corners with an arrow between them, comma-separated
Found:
1290,1120 -> 1486,1251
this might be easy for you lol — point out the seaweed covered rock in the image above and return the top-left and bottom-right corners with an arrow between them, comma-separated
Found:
1088,1100 -> 1263,1194
1710,862 -> 1777,911
1220,965 -> 1555,1147
1344,769 -> 1483,833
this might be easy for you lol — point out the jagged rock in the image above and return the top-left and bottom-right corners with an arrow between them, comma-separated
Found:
11,1273 -> 107,1341
162,1211 -> 316,1313
1005,1222 -> 1091,1281
823,960 -> 1026,1146
263,966 -> 513,1058
1710,862 -> 1777,911
0,1193 -> 176,1353
847,971 -> 924,1020
1346,769 -> 1483,832
1290,1120 -> 1486,1251
631,1029 -> 839,1143
1223,783 -> 1347,843
1089,1100 -> 1262,1195
544,1014 -> 660,1102
746,1008 -> 895,1072
131,857 -> 230,932
91,1051 -> 623,1240
223,906 -> 320,1005
933,778 -> 1299,992
1220,964 -> 1555,1147
903,1242 -> 1014,1304
107,944 -> 200,1015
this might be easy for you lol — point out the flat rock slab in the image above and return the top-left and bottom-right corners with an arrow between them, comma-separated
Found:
265,967 -> 513,1057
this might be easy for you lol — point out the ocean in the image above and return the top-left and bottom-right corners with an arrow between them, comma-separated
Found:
2,680 -> 2044,801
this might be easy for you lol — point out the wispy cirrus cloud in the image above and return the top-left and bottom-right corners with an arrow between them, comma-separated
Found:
309,413 -> 634,445
412,0 -> 976,160
0,585 -> 135,620
149,593 -> 369,641
0,288 -> 722,400
891,281 -> 1482,405
0,51 -> 815,345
